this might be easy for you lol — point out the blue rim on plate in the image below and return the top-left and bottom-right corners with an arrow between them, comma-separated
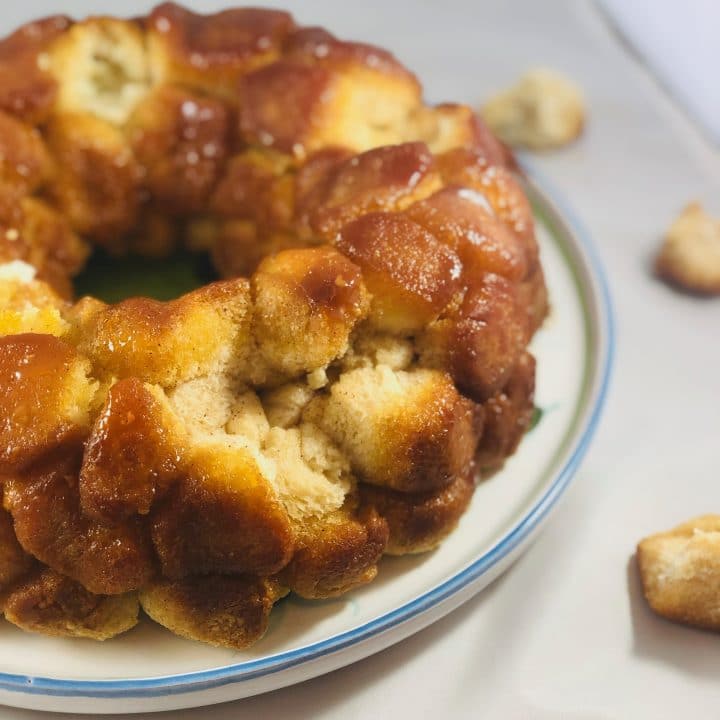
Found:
0,161 -> 614,700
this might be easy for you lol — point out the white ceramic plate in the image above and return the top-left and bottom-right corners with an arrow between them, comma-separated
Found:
0,164 -> 613,714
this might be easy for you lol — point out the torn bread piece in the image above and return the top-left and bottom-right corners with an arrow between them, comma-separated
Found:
637,515 -> 720,630
655,203 -> 720,295
481,67 -> 584,150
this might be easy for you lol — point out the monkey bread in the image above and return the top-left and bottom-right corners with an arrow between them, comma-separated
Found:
0,4 -> 547,648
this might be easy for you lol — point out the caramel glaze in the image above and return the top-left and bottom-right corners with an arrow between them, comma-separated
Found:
265,246 -> 367,321
150,455 -> 294,580
283,26 -> 420,86
139,574 -> 284,649
401,384 -> 480,493
4,567 -> 136,639
420,273 -> 530,403
0,505 -> 33,593
239,61 -> 335,154
80,377 -> 296,582
279,506 -> 389,599
0,334 -> 88,471
7,567 -> 101,622
404,186 -> 528,283
4,447 -> 155,595
0,16 -> 70,123
360,471 -> 476,555
475,351 -> 537,471
80,378 -> 182,521
309,143 -> 437,240
436,148 -> 538,267
128,86 -> 231,214
149,3 -> 295,70
337,213 -> 463,333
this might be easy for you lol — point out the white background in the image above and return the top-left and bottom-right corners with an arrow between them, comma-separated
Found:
3,1 -> 720,718
599,0 -> 720,144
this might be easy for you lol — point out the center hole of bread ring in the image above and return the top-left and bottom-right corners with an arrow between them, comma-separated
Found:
73,247 -> 218,303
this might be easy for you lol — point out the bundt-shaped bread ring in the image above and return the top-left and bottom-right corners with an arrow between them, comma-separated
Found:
0,4 -> 548,649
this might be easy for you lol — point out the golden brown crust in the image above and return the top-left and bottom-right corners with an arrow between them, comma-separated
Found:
0,184 -> 32,264
0,505 -> 33,593
0,195 -> 88,300
238,60 -> 335,156
0,16 -> 70,124
475,351 -> 536,471
520,264 -> 550,336
280,506 -> 388,598
17,198 -> 89,283
420,274 -> 530,402
139,574 -> 285,649
0,334 -> 96,472
72,278 -> 252,386
637,516 -> 720,631
237,41 -> 420,156
4,567 -> 138,640
150,442 -> 294,579
127,85 -> 230,214
79,378 -> 183,520
252,247 -> 370,376
0,111 -> 53,191
360,472 -> 476,555
211,149 -> 294,227
44,113 -> 141,246
148,3 -> 295,99
4,449 -> 156,595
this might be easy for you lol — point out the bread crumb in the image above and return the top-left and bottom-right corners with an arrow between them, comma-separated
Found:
307,366 -> 329,390
656,203 -> 720,295
481,67 -> 584,150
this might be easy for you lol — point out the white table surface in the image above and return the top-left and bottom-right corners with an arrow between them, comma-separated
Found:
4,1 -> 720,718
599,0 -> 720,145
